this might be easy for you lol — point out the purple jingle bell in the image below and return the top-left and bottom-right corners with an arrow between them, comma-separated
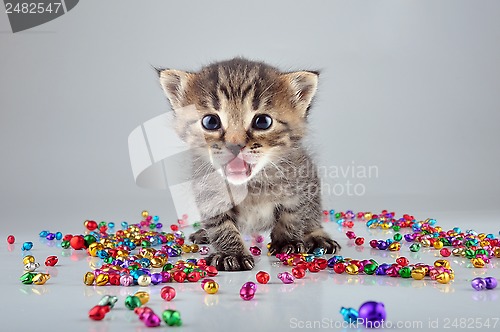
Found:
403,234 -> 414,242
358,301 -> 386,328
151,273 -> 163,285
166,247 -> 177,257
277,272 -> 295,284
484,277 -> 497,290
377,241 -> 388,250
375,263 -> 390,276
327,257 -> 337,268
471,277 -> 487,291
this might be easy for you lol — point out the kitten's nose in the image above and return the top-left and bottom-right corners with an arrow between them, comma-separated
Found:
227,144 -> 244,156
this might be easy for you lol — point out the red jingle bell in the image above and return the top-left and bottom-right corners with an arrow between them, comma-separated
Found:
108,274 -> 121,285
172,270 -> 187,283
187,271 -> 202,282
70,235 -> 86,250
292,267 -> 306,279
44,255 -> 58,267
256,271 -> 270,284
308,262 -> 321,273
315,258 -> 328,270
88,305 -> 110,321
396,257 -> 409,267
333,263 -> 346,274
205,265 -> 218,277
355,237 -> 365,246
84,220 -> 98,231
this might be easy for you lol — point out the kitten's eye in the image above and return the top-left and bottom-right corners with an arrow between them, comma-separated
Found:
202,114 -> 221,130
252,114 -> 273,130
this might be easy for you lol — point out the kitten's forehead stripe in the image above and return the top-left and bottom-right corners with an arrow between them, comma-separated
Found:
241,85 -> 252,100
219,85 -> 230,100
252,85 -> 261,110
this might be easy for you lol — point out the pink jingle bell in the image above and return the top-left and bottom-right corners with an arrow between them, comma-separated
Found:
144,313 -> 162,327
277,272 -> 295,284
346,231 -> 356,239
249,246 -> 262,256
136,307 -> 161,328
199,246 -> 210,255
242,281 -> 256,291
240,287 -> 255,301
161,286 -> 176,301
120,275 -> 133,286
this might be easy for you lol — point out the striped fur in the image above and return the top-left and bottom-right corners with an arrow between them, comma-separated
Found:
159,58 -> 340,271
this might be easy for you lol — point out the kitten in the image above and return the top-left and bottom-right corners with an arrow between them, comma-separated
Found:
158,58 -> 340,271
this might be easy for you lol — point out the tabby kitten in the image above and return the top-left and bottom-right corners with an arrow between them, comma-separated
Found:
158,58 -> 340,271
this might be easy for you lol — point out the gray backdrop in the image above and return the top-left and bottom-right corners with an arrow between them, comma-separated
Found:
1,0 -> 499,232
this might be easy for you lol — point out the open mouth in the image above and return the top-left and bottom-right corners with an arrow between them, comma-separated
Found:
223,155 -> 252,183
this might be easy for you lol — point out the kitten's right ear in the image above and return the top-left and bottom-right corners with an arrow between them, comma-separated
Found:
158,69 -> 193,110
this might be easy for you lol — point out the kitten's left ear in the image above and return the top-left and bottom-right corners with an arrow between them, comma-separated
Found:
158,69 -> 193,110
281,71 -> 319,115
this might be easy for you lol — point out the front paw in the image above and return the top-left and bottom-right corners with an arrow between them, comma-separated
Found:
268,240 -> 307,255
305,232 -> 341,254
206,252 -> 255,271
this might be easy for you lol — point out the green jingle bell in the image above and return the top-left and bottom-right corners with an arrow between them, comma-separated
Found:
363,263 -> 378,275
398,266 -> 412,278
20,272 -> 36,284
464,249 -> 475,259
124,295 -> 142,310
83,235 -> 97,247
162,309 -> 182,326
409,243 -> 421,252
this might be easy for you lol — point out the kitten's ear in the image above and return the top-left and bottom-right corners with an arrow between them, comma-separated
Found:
158,69 -> 193,110
281,71 -> 319,115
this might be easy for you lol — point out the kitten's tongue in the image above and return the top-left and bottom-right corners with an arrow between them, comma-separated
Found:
226,156 -> 249,174
224,156 -> 251,183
